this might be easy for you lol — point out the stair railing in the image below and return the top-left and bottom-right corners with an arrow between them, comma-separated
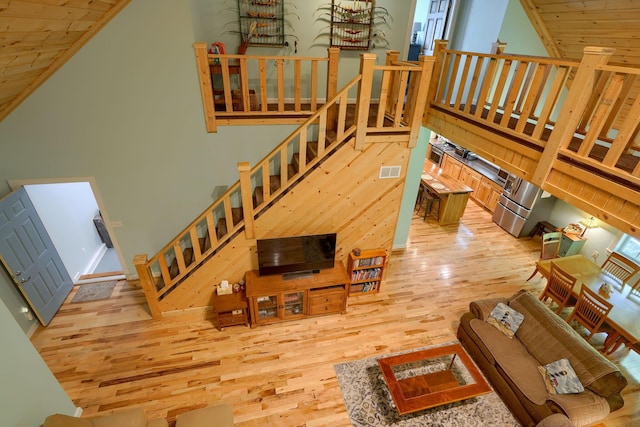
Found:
135,52 -> 434,317
193,44 -> 340,133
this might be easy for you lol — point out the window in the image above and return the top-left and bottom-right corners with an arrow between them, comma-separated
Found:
614,235 -> 640,263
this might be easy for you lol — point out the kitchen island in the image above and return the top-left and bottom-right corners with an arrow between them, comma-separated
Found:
422,162 -> 474,225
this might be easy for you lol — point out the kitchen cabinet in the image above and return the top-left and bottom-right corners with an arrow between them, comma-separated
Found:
441,154 -> 463,180
459,167 -> 482,200
476,176 -> 503,212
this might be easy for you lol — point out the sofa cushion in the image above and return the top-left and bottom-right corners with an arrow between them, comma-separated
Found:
539,359 -> 584,394
547,392 -> 609,426
90,408 -> 147,427
470,318 -> 549,405
43,414 -> 92,427
487,302 -> 524,338
175,404 -> 233,427
507,291 -> 623,397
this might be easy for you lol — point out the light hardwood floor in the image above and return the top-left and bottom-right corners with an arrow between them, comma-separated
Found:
31,202 -> 640,426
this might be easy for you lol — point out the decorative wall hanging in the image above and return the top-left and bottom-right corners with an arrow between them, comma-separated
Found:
237,0 -> 285,47
314,1 -> 390,50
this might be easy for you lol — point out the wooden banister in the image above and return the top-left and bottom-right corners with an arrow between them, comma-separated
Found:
532,46 -> 615,186
193,43 -> 216,133
133,254 -> 163,319
355,53 -> 377,150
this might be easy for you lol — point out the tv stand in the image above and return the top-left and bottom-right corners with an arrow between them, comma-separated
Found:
282,269 -> 319,280
246,262 -> 349,327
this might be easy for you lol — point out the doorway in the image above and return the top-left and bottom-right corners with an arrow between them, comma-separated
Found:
9,178 -> 125,285
411,0 -> 458,57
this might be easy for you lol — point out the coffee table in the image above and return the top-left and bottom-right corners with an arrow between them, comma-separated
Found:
377,343 -> 491,415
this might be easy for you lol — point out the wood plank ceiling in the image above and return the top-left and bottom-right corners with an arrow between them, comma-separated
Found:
0,0 -> 130,122
520,0 -> 640,66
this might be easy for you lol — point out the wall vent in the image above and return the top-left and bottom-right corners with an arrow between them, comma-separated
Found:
379,166 -> 401,179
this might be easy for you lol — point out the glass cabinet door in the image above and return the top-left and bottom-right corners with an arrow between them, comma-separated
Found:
256,295 -> 279,322
283,291 -> 304,318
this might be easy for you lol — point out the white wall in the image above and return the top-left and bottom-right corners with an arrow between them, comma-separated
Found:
25,182 -> 104,281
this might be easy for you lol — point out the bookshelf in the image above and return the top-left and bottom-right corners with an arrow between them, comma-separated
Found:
347,248 -> 387,296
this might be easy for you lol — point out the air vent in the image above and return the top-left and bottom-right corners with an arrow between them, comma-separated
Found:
379,166 -> 401,179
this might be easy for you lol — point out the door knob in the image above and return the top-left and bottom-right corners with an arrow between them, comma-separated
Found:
20,276 -> 31,284
15,270 -> 21,276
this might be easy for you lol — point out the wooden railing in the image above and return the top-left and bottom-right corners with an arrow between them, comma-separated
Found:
428,41 -> 640,187
193,43 -> 340,132
135,50 -> 433,318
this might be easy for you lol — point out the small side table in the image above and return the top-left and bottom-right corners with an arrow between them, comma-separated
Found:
213,289 -> 249,330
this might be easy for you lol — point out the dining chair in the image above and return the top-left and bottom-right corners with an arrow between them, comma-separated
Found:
538,262 -> 577,314
600,252 -> 640,290
566,286 -> 614,343
527,232 -> 562,281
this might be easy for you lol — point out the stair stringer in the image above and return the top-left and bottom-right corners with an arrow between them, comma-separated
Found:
158,137 -> 412,312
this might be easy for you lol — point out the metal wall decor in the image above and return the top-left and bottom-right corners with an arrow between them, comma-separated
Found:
314,1 -> 390,50
238,0 -> 285,47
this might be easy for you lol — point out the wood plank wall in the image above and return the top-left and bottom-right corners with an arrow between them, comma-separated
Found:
159,139 -> 411,311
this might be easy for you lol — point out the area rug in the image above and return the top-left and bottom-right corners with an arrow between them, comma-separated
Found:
334,341 -> 519,427
71,281 -> 116,303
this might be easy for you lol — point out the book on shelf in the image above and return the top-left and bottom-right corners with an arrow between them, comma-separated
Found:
351,267 -> 381,282
353,256 -> 385,268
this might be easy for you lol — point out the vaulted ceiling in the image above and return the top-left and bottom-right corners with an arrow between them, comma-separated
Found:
519,0 -> 640,67
1,1 -> 639,122
0,0 -> 130,122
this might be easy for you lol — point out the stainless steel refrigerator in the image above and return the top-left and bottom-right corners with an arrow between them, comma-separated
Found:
492,173 -> 556,237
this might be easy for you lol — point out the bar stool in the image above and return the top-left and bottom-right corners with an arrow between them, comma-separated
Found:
423,190 -> 440,221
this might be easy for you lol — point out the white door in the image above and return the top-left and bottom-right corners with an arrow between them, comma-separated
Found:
423,0 -> 452,55
0,187 -> 73,325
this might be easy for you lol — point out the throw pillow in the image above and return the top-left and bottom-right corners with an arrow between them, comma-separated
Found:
538,358 -> 584,395
486,302 -> 524,338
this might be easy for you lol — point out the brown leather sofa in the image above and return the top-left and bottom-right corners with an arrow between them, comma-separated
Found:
457,290 -> 627,427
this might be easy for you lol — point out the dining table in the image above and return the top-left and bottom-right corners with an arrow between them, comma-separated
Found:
536,254 -> 640,350
421,162 -> 473,225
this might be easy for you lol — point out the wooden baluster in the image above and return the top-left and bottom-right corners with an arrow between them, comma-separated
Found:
337,92 -> 348,141
189,227 -> 202,263
294,59 -> 302,112
515,63 -> 548,133
219,56 -> 234,112
326,47 -> 340,130
474,56 -> 499,119
354,53 -> 376,151
531,65 -> 570,140
238,162 -> 255,239
158,254 -> 171,287
205,211 -> 218,249
276,58 -> 285,112
453,54 -> 471,111
427,40 -> 448,111
311,60 -> 318,111
393,70 -> 409,125
579,73 -> 625,157
259,58 -> 268,112
317,110 -> 327,156
463,56 -> 484,114
487,58 -> 511,124
500,60 -> 529,128
239,55 -> 250,112
261,161 -> 271,199
444,53 -> 461,108
192,43 -> 216,133
603,92 -> 640,168
377,69 -> 391,128
531,47 -> 615,186
173,241 -> 186,277
600,74 -> 637,140
133,255 -> 163,319
298,127 -> 307,169
385,50 -> 400,117
408,55 -> 434,148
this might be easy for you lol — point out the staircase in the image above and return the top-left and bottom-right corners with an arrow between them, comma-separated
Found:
134,51 -> 433,318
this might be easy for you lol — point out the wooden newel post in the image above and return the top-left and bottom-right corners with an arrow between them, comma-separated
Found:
385,50 -> 400,65
408,55 -> 435,148
426,40 -> 448,108
238,162 -> 255,239
326,47 -> 340,131
133,254 -> 163,319
193,42 -> 217,133
531,46 -> 615,186
354,53 -> 377,151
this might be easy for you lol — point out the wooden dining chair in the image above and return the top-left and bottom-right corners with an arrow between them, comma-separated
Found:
539,262 -> 577,314
566,286 -> 614,343
600,251 -> 640,290
527,232 -> 562,281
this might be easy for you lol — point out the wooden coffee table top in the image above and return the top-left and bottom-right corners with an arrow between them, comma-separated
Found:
377,343 -> 491,415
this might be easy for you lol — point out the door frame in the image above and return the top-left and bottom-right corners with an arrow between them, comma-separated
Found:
7,176 -> 128,278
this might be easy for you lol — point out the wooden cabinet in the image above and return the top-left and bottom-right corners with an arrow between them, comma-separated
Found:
347,249 -> 387,296
245,262 -> 349,326
559,233 -> 586,257
476,176 -> 503,212
213,290 -> 249,330
459,167 -> 482,200
441,155 -> 463,180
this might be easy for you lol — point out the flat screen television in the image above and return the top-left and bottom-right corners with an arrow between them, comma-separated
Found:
257,233 -> 337,278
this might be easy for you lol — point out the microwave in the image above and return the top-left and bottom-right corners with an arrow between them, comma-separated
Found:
496,168 -> 509,184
